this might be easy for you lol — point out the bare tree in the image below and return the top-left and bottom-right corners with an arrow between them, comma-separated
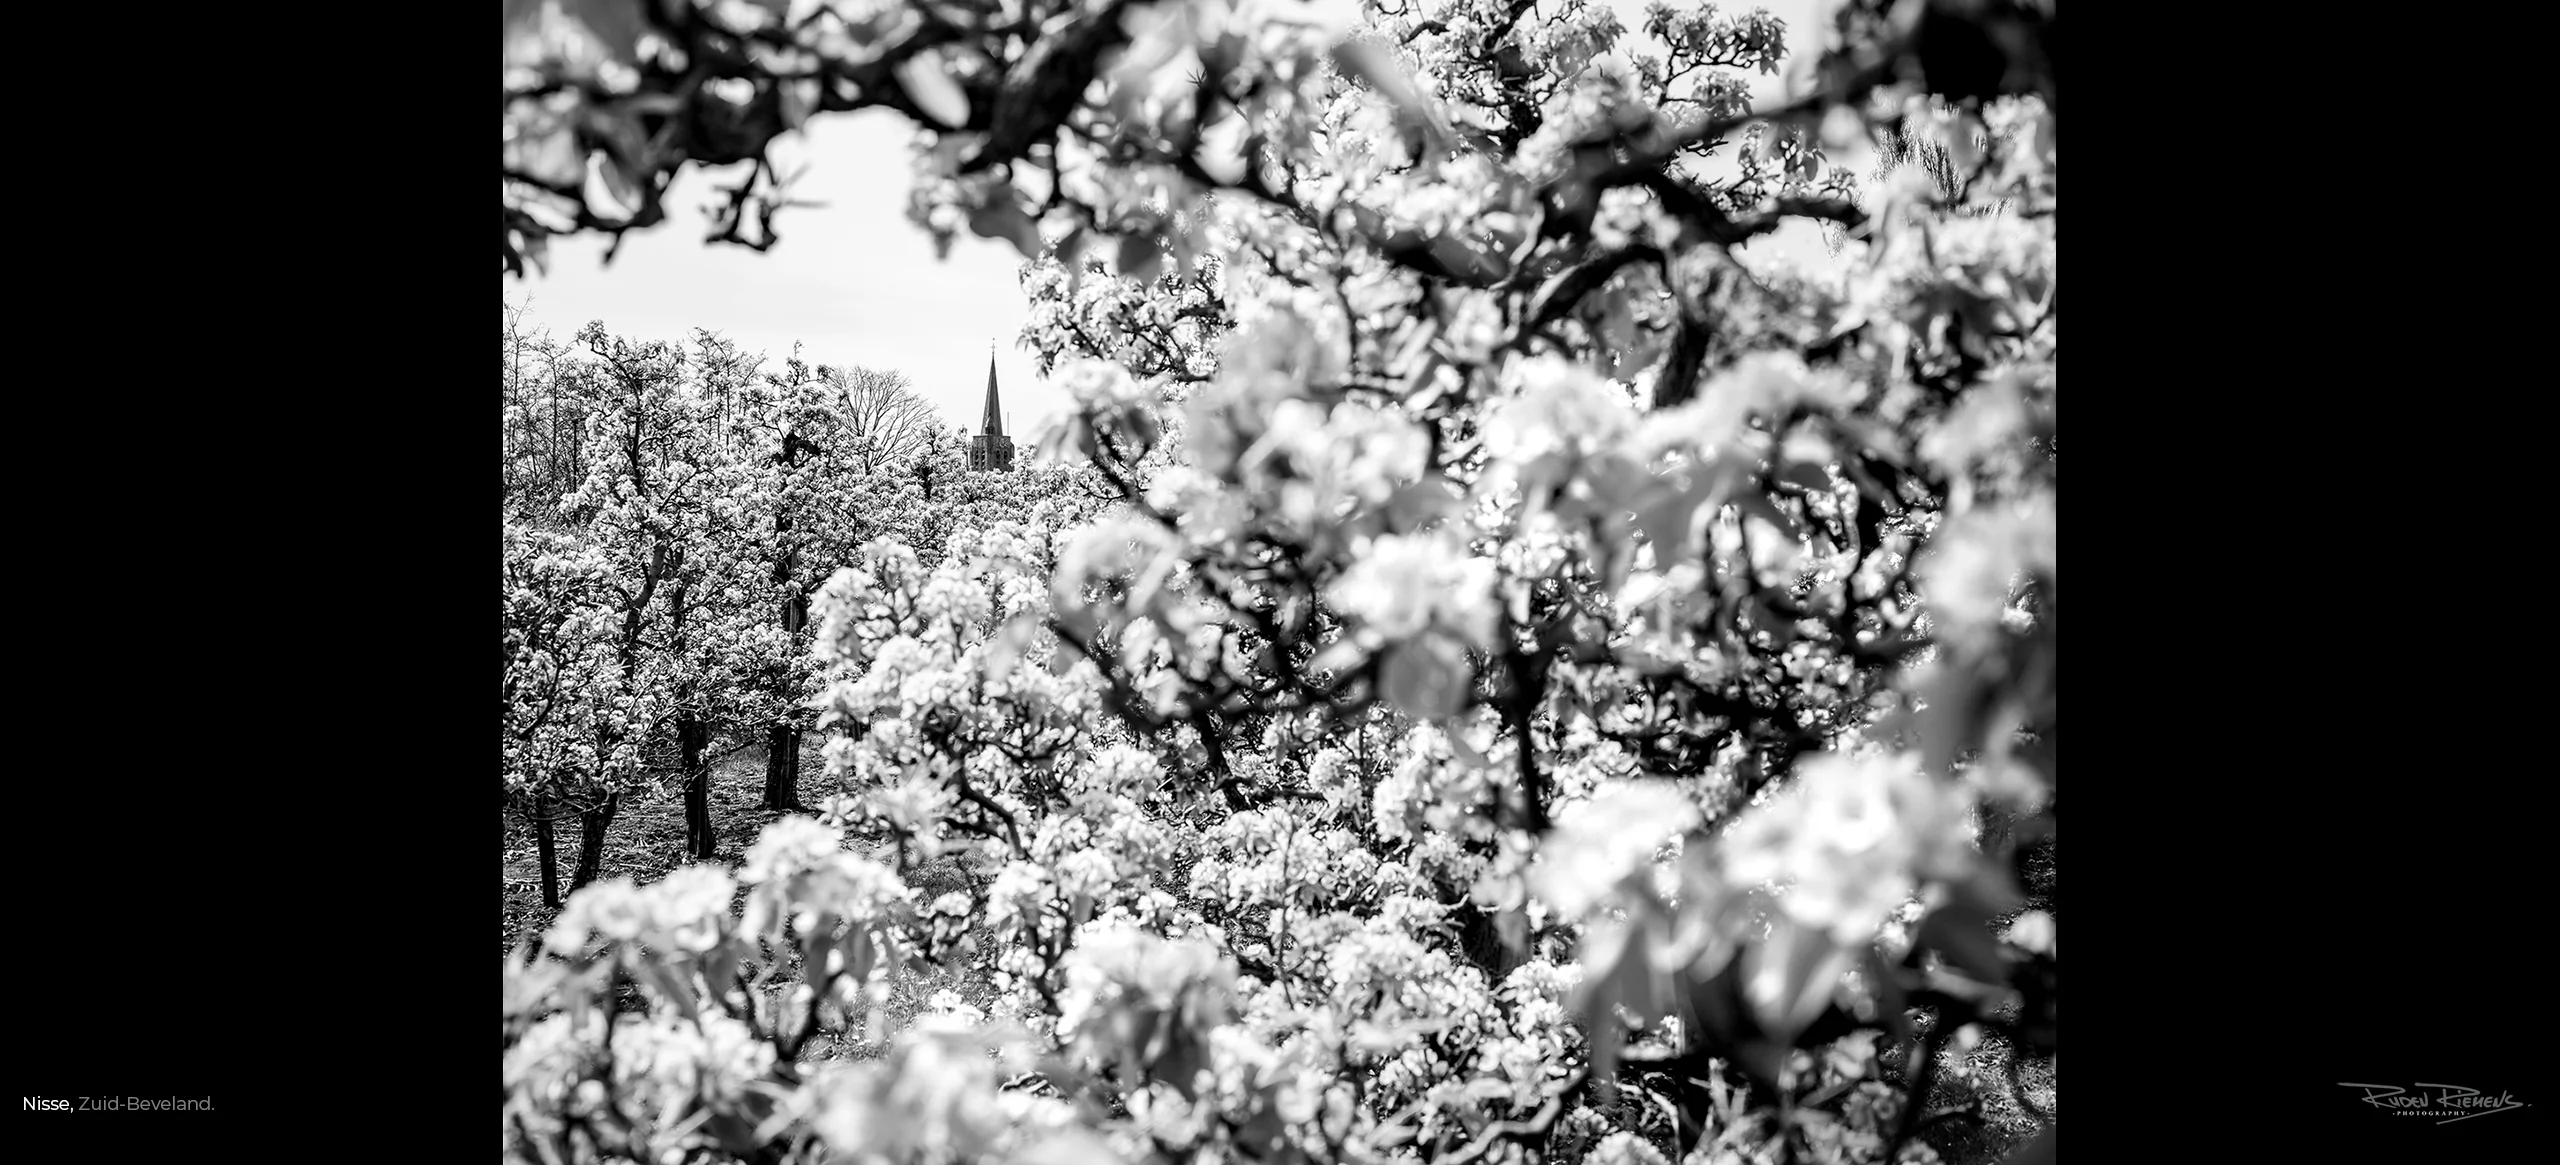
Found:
1821,119 -> 2016,255
823,365 -> 939,477
503,296 -> 581,516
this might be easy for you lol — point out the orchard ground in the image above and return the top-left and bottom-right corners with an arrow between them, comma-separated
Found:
501,741 -> 1001,1061
501,745 -> 2053,1161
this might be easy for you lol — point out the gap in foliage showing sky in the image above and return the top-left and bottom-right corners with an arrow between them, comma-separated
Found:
502,0 -> 1848,446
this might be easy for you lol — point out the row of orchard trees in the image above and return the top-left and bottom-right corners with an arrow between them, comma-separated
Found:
502,308 -> 1105,906
505,3 -> 2055,1165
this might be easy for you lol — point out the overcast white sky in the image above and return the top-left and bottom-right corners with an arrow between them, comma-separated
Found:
503,0 -> 1840,445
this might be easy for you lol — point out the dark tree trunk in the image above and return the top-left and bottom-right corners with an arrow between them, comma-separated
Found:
572,791 -> 622,889
680,717 -> 716,861
534,798 -> 562,909
763,723 -> 804,811
1452,900 -> 1527,979
764,592 -> 809,812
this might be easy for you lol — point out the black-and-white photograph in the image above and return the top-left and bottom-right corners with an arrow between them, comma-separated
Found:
501,3 -> 2058,1163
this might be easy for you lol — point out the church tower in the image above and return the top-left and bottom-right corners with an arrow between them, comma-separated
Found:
967,342 -> 1015,472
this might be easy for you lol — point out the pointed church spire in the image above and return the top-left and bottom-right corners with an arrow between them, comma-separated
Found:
980,341 -> 1004,439
968,341 -> 1016,472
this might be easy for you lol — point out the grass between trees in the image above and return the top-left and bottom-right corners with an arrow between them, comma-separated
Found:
502,742 -> 1004,1060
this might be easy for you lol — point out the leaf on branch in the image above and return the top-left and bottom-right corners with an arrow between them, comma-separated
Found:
1901,664 -> 1988,778
1117,233 -> 1164,284
503,0 -> 546,42
1427,233 -> 1508,283
779,78 -> 819,131
1775,431 -> 1836,494
1732,487 -> 1800,541
1855,948 -> 1916,1044
641,960 -> 700,1020
505,111 -> 585,191
1916,900 -> 2009,991
1632,472 -> 1712,564
562,0 -> 648,66
1775,459 -> 1833,495
969,196 -> 1046,260
839,926 -> 878,986
897,49 -> 972,129
1442,725 -> 1493,772
1307,637 -> 1366,680
983,612 -> 1042,678
1740,913 -> 1857,1048
1383,477 -> 1462,530
2001,1127 -> 2057,1165
1380,635 -> 1470,721
1330,37 -> 1454,159
588,153 -> 647,223
1107,0 -> 1197,108
1567,912 -> 1671,1077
